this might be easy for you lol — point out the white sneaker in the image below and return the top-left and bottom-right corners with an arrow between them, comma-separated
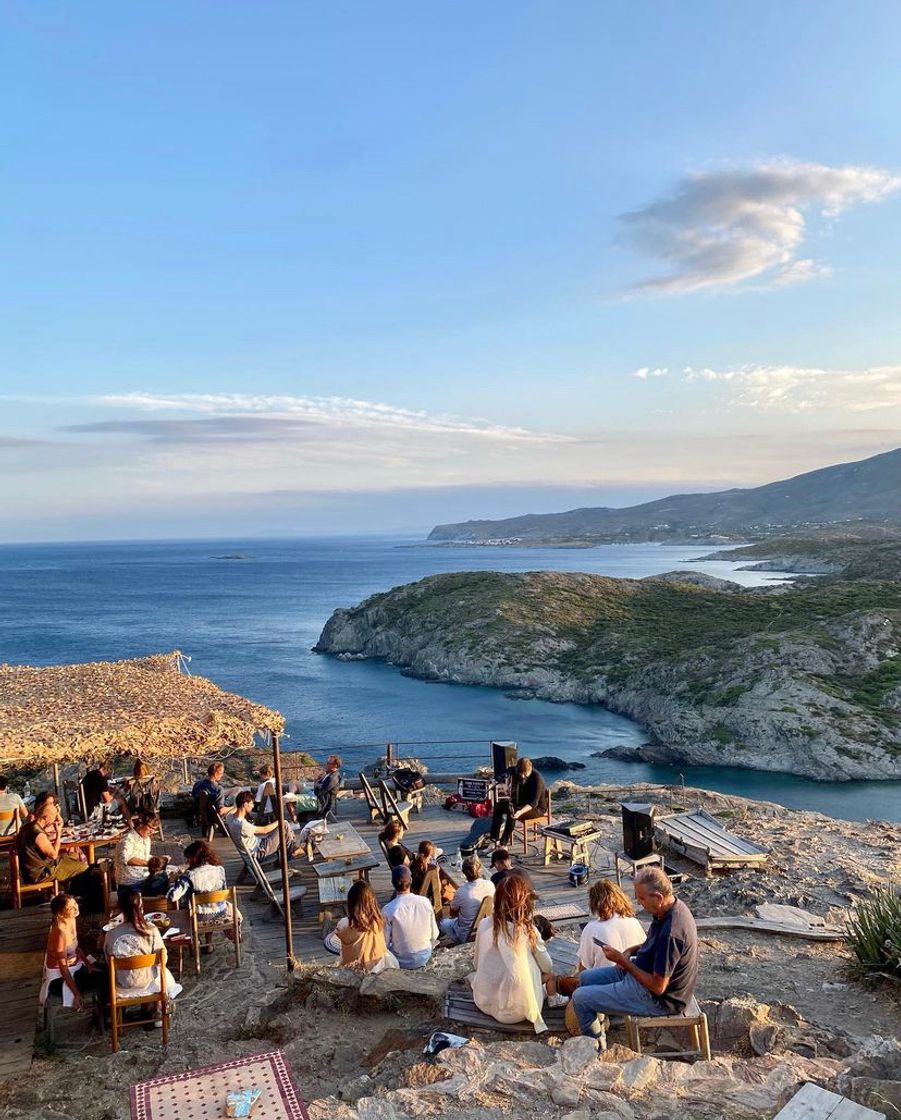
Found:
546,991 -> 570,1008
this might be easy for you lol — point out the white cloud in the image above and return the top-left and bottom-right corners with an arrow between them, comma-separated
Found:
632,367 -> 668,380
618,159 -> 900,296
92,392 -> 568,444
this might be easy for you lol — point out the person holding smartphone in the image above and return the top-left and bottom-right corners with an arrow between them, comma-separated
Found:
578,879 -> 646,969
553,867 -> 699,1046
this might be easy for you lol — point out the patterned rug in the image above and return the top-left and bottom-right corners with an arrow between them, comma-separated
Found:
130,1049 -> 308,1120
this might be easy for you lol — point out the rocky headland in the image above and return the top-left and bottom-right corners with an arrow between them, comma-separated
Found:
314,569 -> 901,781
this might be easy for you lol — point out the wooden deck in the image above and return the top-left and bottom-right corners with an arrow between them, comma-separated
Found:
0,795 -> 625,1082
217,795 -> 623,968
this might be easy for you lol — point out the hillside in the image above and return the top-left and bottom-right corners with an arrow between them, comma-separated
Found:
701,527 -> 901,580
427,446 -> 901,543
315,569 -> 901,781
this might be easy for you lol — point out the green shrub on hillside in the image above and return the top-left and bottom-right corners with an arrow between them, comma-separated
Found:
846,886 -> 901,982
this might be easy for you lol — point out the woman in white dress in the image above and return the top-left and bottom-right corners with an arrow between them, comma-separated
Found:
578,879 -> 646,969
104,890 -> 183,1012
471,874 -> 554,1033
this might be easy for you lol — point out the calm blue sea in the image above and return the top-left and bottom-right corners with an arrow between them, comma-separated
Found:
0,535 -> 897,823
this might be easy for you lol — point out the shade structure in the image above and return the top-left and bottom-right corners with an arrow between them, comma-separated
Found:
0,651 -> 284,768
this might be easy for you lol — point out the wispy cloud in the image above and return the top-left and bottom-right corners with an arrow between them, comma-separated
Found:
89,392 -> 567,444
618,159 -> 901,296
632,367 -> 668,380
635,362 -> 901,412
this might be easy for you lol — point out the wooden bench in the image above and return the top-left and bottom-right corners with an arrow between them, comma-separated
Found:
443,980 -> 571,1034
623,996 -> 711,1061
774,1082 -> 885,1119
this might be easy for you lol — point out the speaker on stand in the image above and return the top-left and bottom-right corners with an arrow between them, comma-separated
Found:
490,741 -> 518,780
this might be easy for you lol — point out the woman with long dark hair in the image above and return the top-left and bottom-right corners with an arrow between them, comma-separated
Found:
167,839 -> 242,953
104,890 -> 183,1005
471,874 -> 554,1032
334,881 -> 398,973
40,893 -> 103,1010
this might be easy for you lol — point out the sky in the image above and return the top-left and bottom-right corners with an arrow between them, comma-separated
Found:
1,1 -> 900,541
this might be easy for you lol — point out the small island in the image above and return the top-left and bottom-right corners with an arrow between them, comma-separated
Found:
315,565 -> 901,782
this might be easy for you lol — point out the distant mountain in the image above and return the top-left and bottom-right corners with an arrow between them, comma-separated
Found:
427,447 -> 901,543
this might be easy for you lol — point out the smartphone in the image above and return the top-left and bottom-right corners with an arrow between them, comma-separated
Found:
592,937 -> 610,948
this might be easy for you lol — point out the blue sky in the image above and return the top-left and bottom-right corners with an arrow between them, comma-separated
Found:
1,2 -> 900,539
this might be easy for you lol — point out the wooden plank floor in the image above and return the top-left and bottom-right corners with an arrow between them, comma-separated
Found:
211,795 -> 624,968
0,905 -> 48,1079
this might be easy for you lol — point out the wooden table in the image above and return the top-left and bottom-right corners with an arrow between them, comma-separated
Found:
131,1048 -> 308,1120
312,854 -> 378,882
539,824 -> 605,869
315,823 -> 370,862
59,825 -> 127,865
317,876 -> 353,924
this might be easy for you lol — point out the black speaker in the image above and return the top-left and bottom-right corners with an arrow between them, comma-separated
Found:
621,802 -> 655,859
491,740 -> 518,779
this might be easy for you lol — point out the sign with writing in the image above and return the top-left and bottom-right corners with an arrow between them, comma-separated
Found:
457,777 -> 491,803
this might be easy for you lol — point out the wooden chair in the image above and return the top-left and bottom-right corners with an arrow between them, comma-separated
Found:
378,780 -> 412,830
138,897 -> 187,978
418,867 -> 444,918
196,790 -> 227,842
108,949 -> 169,1052
0,808 -> 20,837
623,997 -> 711,1062
8,845 -> 58,910
466,893 -> 494,942
62,780 -> 85,823
223,827 -> 306,919
190,888 -> 240,974
359,773 -> 386,824
514,790 -> 553,856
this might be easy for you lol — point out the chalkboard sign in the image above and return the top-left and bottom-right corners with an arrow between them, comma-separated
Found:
457,777 -> 491,803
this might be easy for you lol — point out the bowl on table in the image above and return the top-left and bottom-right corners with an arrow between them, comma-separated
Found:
145,911 -> 172,933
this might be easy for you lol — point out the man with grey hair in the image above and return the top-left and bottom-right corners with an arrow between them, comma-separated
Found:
439,854 -> 495,944
554,867 -> 699,1044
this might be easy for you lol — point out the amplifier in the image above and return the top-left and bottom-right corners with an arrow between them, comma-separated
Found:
491,740 -> 517,779
622,802 -> 656,859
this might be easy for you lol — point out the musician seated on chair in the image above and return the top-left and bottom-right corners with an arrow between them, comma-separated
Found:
438,855 -> 495,944
226,791 -> 301,864
550,867 -> 699,1045
486,758 -> 548,847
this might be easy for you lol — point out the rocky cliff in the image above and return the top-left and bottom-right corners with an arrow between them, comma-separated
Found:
315,570 -> 901,781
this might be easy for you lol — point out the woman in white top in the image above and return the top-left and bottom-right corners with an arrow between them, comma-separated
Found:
40,893 -> 102,1010
578,878 -> 646,970
255,764 -> 277,818
471,874 -> 554,1033
104,890 -> 183,1002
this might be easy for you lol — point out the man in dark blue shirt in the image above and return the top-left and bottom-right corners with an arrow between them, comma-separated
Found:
191,762 -> 225,811
561,866 -> 699,1043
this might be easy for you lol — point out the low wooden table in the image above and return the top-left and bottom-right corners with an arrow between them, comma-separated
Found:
312,855 -> 379,882
317,875 -> 353,924
131,1048 -> 308,1120
315,823 -> 370,862
539,824 -> 606,870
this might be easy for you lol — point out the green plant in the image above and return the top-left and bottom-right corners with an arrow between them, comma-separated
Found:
845,886 -> 901,982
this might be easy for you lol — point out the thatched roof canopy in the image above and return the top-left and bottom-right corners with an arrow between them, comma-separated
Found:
0,651 -> 284,768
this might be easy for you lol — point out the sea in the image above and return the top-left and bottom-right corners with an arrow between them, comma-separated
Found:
0,534 -> 898,824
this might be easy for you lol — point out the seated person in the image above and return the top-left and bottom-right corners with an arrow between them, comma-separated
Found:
410,840 -> 457,909
113,810 -> 170,905
0,774 -> 29,834
382,865 -> 439,968
378,820 -> 415,869
40,892 -> 104,1010
439,855 -> 495,944
89,787 -> 130,827
313,754 -> 342,819
125,759 -> 158,816
334,881 -> 398,973
17,792 -> 90,887
553,868 -> 699,1044
104,890 -> 183,1006
487,758 -> 547,847
254,764 -> 277,819
80,761 -> 112,817
489,847 -> 535,890
227,791 -> 300,863
167,839 -> 241,953
192,762 -> 226,814
578,878 -> 647,969
471,874 -> 556,1033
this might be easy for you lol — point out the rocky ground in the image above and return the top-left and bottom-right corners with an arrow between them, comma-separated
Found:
1,785 -> 898,1120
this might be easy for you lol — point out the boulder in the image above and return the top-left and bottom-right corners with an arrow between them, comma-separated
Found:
356,1099 -> 401,1120
559,1035 -> 602,1077
618,1055 -> 664,1094
749,1022 -> 781,1056
704,996 -> 771,1051
845,1078 -> 901,1120
530,756 -> 586,771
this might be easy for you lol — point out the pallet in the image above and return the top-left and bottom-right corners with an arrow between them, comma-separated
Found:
773,1081 -> 885,1119
443,980 -> 570,1034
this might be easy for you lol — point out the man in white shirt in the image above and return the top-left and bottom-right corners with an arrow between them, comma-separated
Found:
0,776 -> 28,835
439,855 -> 495,944
114,811 -> 169,904
383,864 -> 439,968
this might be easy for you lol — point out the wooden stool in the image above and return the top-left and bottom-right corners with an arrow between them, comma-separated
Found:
624,999 -> 711,1061
614,850 -> 663,884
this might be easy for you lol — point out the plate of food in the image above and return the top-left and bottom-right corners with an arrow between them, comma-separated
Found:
145,911 -> 172,932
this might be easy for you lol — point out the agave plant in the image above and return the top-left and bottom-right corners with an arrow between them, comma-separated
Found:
845,885 -> 901,982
